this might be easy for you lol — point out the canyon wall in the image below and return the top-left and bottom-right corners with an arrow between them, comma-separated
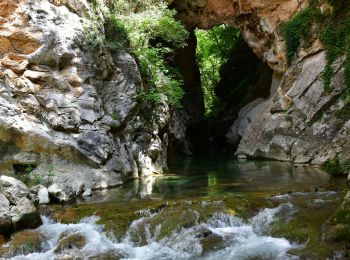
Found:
172,0 -> 350,165
0,0 -> 174,198
1,0 -> 349,199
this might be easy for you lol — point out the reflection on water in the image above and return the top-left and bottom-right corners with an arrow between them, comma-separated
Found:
82,158 -> 344,204
31,158 -> 348,259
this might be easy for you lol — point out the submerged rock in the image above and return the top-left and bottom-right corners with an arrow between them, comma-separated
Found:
0,230 -> 45,258
54,233 -> 87,253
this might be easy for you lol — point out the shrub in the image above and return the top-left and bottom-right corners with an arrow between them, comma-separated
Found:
84,0 -> 189,108
324,158 -> 349,175
280,6 -> 322,66
195,25 -> 240,117
280,1 -> 350,101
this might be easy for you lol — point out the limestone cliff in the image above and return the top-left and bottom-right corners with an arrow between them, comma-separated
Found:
1,0 -> 349,200
0,0 -> 170,198
172,0 -> 350,166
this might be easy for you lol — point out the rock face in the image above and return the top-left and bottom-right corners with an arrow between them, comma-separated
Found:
0,176 -> 42,236
171,0 -> 350,165
170,0 -> 308,73
232,52 -> 350,165
0,0 -> 171,198
1,0 -> 349,196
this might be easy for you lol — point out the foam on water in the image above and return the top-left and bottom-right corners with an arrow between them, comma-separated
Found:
10,203 -> 298,260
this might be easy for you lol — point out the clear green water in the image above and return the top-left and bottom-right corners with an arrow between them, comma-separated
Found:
82,158 -> 345,203
3,158 -> 348,259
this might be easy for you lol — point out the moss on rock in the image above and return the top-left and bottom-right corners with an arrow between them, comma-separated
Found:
54,233 -> 87,253
0,230 -> 45,258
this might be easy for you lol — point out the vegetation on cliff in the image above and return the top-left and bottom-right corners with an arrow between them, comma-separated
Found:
85,0 -> 189,107
195,25 -> 240,117
281,0 -> 350,94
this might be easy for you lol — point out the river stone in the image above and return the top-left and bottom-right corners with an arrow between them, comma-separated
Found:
48,184 -> 70,202
1,230 -> 45,258
31,185 -> 50,205
54,233 -> 87,253
0,176 -> 30,204
37,187 -> 50,205
10,197 -> 42,231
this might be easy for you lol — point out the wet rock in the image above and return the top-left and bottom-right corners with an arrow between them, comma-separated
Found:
0,230 -> 45,257
197,227 -> 224,253
0,176 -> 30,204
54,233 -> 87,253
87,250 -> 123,260
10,197 -> 42,231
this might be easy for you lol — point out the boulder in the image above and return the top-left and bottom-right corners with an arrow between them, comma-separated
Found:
54,233 -> 87,253
0,230 -> 45,258
0,176 -> 42,236
37,187 -> 50,205
0,176 -> 29,204
30,185 -> 50,205
48,184 -> 70,202
82,188 -> 92,197
10,197 -> 42,231
0,211 -> 12,236
0,194 -> 10,211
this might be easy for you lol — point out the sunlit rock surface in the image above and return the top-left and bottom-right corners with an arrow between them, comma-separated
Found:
0,0 -> 170,198
170,0 -> 308,73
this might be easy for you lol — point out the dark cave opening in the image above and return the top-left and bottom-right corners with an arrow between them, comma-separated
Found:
169,26 -> 273,157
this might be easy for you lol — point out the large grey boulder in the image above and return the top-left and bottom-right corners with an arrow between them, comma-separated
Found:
0,176 -> 42,236
10,197 -> 42,231
0,211 -> 12,237
0,175 -> 30,204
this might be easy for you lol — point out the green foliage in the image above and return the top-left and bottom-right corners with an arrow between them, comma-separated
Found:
281,1 -> 350,107
195,25 -> 240,117
17,165 -> 55,188
85,0 -> 188,108
280,6 -> 322,66
320,14 -> 350,91
111,112 -> 120,120
25,165 -> 34,174
324,158 -> 349,175
84,14 -> 130,56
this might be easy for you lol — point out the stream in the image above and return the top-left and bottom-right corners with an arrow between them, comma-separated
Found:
3,158 -> 348,259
